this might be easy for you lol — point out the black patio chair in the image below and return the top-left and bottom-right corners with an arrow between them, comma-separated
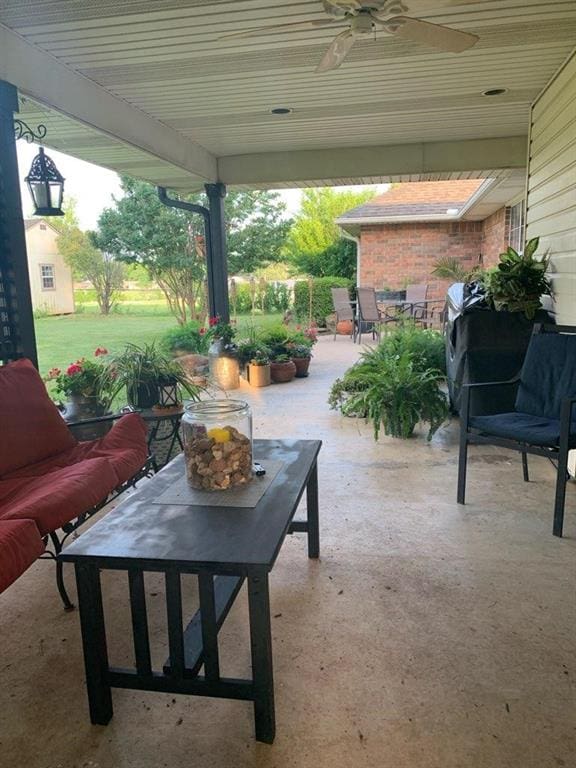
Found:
331,287 -> 355,341
457,324 -> 576,537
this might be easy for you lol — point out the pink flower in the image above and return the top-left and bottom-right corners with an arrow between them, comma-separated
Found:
199,327 -> 206,335
66,363 -> 83,376
94,346 -> 108,357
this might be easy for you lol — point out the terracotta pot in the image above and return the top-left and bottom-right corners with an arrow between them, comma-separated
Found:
336,319 -> 354,336
291,357 -> 311,378
270,360 -> 297,383
247,363 -> 271,387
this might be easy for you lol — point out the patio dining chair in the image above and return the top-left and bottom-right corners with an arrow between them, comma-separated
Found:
356,287 -> 384,344
457,324 -> 576,537
384,283 -> 434,327
331,287 -> 355,341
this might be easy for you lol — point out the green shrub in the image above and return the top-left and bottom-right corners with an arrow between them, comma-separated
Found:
293,277 -> 352,326
231,281 -> 292,315
161,321 -> 210,355
258,325 -> 314,357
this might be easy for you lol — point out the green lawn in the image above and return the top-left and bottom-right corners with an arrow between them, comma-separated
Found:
35,311 -> 284,375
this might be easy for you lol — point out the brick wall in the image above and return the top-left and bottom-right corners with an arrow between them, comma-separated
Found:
481,207 -> 511,266
358,207 -> 510,301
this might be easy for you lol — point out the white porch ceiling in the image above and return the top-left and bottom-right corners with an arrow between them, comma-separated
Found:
1,1 -> 576,190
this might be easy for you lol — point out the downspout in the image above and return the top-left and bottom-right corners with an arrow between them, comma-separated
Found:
157,186 -> 215,316
340,229 -> 361,288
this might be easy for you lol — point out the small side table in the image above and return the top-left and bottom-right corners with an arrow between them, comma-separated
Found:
129,406 -> 184,471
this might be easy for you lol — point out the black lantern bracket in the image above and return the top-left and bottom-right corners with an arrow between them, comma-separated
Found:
14,118 -> 47,143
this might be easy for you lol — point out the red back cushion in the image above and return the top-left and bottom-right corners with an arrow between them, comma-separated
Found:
0,358 -> 77,476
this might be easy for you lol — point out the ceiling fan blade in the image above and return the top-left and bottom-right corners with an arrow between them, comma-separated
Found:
220,18 -> 338,41
316,30 -> 357,73
387,16 -> 478,52
401,0 -> 481,10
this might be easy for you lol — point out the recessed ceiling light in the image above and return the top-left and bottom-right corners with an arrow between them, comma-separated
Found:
481,88 -> 508,97
270,107 -> 293,115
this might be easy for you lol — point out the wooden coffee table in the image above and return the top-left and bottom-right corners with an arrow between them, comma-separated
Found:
60,438 -> 321,743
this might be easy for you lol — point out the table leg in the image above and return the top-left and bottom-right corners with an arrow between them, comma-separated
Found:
306,461 -> 320,559
247,574 -> 275,744
74,563 -> 113,725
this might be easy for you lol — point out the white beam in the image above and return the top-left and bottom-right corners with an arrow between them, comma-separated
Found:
0,24 -> 217,183
218,137 -> 527,187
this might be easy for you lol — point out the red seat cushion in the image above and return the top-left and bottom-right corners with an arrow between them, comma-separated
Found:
0,458 -> 118,536
0,358 -> 77,476
70,413 -> 149,484
0,519 -> 45,593
5,413 -> 148,485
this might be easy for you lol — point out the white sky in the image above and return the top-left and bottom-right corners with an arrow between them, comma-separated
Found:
16,142 -> 377,228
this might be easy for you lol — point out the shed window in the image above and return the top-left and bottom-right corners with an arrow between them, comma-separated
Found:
40,264 -> 55,291
509,201 -> 525,253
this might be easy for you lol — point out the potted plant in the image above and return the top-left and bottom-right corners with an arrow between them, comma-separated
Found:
247,348 -> 272,388
110,343 -> 200,409
484,237 -> 551,319
344,351 -> 448,439
46,346 -> 117,439
270,353 -> 297,384
289,344 -> 312,378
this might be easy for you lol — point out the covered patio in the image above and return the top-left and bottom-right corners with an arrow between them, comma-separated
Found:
1,336 -> 574,766
1,1 -> 575,766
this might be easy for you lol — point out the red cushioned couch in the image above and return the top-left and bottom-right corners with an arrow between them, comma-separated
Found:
0,359 -> 149,604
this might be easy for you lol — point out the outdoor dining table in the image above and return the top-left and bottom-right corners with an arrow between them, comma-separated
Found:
60,438 -> 321,744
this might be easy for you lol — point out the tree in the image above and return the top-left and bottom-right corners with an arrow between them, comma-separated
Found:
96,177 -> 207,325
57,226 -> 125,315
96,178 -> 290,323
225,190 -> 291,274
283,187 -> 375,278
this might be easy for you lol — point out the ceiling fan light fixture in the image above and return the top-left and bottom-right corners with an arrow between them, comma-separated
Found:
482,87 -> 508,97
270,107 -> 293,115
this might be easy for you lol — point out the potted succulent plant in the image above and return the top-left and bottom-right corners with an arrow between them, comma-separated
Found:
290,344 -> 312,378
110,342 -> 200,409
270,353 -> 297,384
247,348 -> 271,388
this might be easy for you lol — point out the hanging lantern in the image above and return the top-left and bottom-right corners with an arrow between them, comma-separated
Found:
157,380 -> 180,409
24,147 -> 65,217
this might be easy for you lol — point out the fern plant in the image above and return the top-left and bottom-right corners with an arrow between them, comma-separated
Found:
342,351 -> 448,440
485,237 -> 551,319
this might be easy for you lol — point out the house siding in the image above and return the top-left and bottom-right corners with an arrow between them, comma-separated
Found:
526,48 -> 576,324
25,221 -> 75,315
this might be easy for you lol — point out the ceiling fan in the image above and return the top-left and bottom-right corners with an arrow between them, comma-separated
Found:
221,1 -> 479,73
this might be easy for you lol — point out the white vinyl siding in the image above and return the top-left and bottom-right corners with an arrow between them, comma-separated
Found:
526,49 -> 576,325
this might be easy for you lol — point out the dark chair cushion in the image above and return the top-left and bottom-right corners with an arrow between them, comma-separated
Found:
0,519 -> 45,593
470,412 -> 576,448
516,333 -> 576,419
0,358 -> 77,476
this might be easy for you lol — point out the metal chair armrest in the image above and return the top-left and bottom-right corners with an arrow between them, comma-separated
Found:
64,411 -> 126,429
461,376 -> 521,390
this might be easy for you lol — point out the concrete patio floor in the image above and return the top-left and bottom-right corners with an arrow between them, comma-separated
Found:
1,335 -> 574,768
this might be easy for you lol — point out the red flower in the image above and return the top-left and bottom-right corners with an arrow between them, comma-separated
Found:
94,346 -> 108,357
209,316 -> 219,327
47,367 -> 61,379
199,327 -> 206,335
66,363 -> 83,376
